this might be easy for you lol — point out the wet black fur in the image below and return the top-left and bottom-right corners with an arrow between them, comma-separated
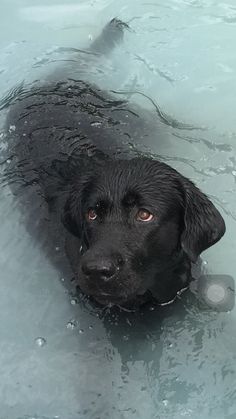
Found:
4,19 -> 226,307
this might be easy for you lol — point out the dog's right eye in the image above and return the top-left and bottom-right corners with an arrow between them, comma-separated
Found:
136,209 -> 154,222
87,209 -> 97,221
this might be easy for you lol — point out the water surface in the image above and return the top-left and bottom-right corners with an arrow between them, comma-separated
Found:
0,1 -> 236,418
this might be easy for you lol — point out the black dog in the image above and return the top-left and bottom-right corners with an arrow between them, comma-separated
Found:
4,19 -> 225,307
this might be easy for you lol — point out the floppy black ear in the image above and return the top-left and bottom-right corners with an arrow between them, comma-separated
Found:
180,178 -> 226,263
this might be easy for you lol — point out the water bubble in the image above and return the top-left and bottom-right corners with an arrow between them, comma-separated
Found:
79,329 -> 84,334
162,399 -> 169,406
149,306 -> 155,311
6,159 -> 12,164
123,335 -> 129,341
55,246 -> 60,251
90,121 -> 102,127
70,299 -> 77,305
9,124 -> 16,133
126,318 -> 132,326
66,320 -> 77,330
61,277 -> 65,282
35,337 -> 46,347
89,325 -> 93,330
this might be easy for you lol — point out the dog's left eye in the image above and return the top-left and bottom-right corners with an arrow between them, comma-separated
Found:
136,209 -> 154,222
87,209 -> 97,221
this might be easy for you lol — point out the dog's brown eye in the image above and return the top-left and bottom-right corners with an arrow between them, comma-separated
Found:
136,209 -> 154,222
87,209 -> 97,221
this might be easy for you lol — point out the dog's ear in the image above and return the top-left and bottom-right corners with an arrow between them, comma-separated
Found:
180,178 -> 226,262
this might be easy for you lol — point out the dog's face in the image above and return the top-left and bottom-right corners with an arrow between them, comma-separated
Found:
63,158 -> 225,306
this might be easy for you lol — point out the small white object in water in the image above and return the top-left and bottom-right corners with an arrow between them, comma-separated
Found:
66,320 -> 77,330
35,337 -> 46,347
70,299 -> 77,305
90,121 -> 102,127
206,283 -> 226,304
9,124 -> 16,133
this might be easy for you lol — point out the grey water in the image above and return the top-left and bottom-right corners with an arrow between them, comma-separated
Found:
0,0 -> 236,418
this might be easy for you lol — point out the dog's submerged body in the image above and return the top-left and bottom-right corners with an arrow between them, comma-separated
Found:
4,20 -> 226,307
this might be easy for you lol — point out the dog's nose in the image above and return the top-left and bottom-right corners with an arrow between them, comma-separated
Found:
82,258 -> 117,281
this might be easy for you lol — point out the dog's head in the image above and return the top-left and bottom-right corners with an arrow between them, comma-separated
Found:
62,158 -> 225,306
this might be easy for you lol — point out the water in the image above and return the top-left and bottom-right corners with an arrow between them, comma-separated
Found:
0,0 -> 236,418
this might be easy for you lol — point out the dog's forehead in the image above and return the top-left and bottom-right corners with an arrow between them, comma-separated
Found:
91,159 -> 182,204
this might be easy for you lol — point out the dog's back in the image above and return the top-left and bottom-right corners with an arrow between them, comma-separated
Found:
6,19 -> 161,195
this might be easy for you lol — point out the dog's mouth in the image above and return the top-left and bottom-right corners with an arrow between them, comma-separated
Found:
91,290 -> 152,307
92,292 -> 129,306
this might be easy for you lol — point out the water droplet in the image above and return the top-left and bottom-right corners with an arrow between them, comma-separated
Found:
66,320 -> 77,330
35,337 -> 46,347
70,299 -> 77,305
90,121 -> 102,127
9,124 -> 16,132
